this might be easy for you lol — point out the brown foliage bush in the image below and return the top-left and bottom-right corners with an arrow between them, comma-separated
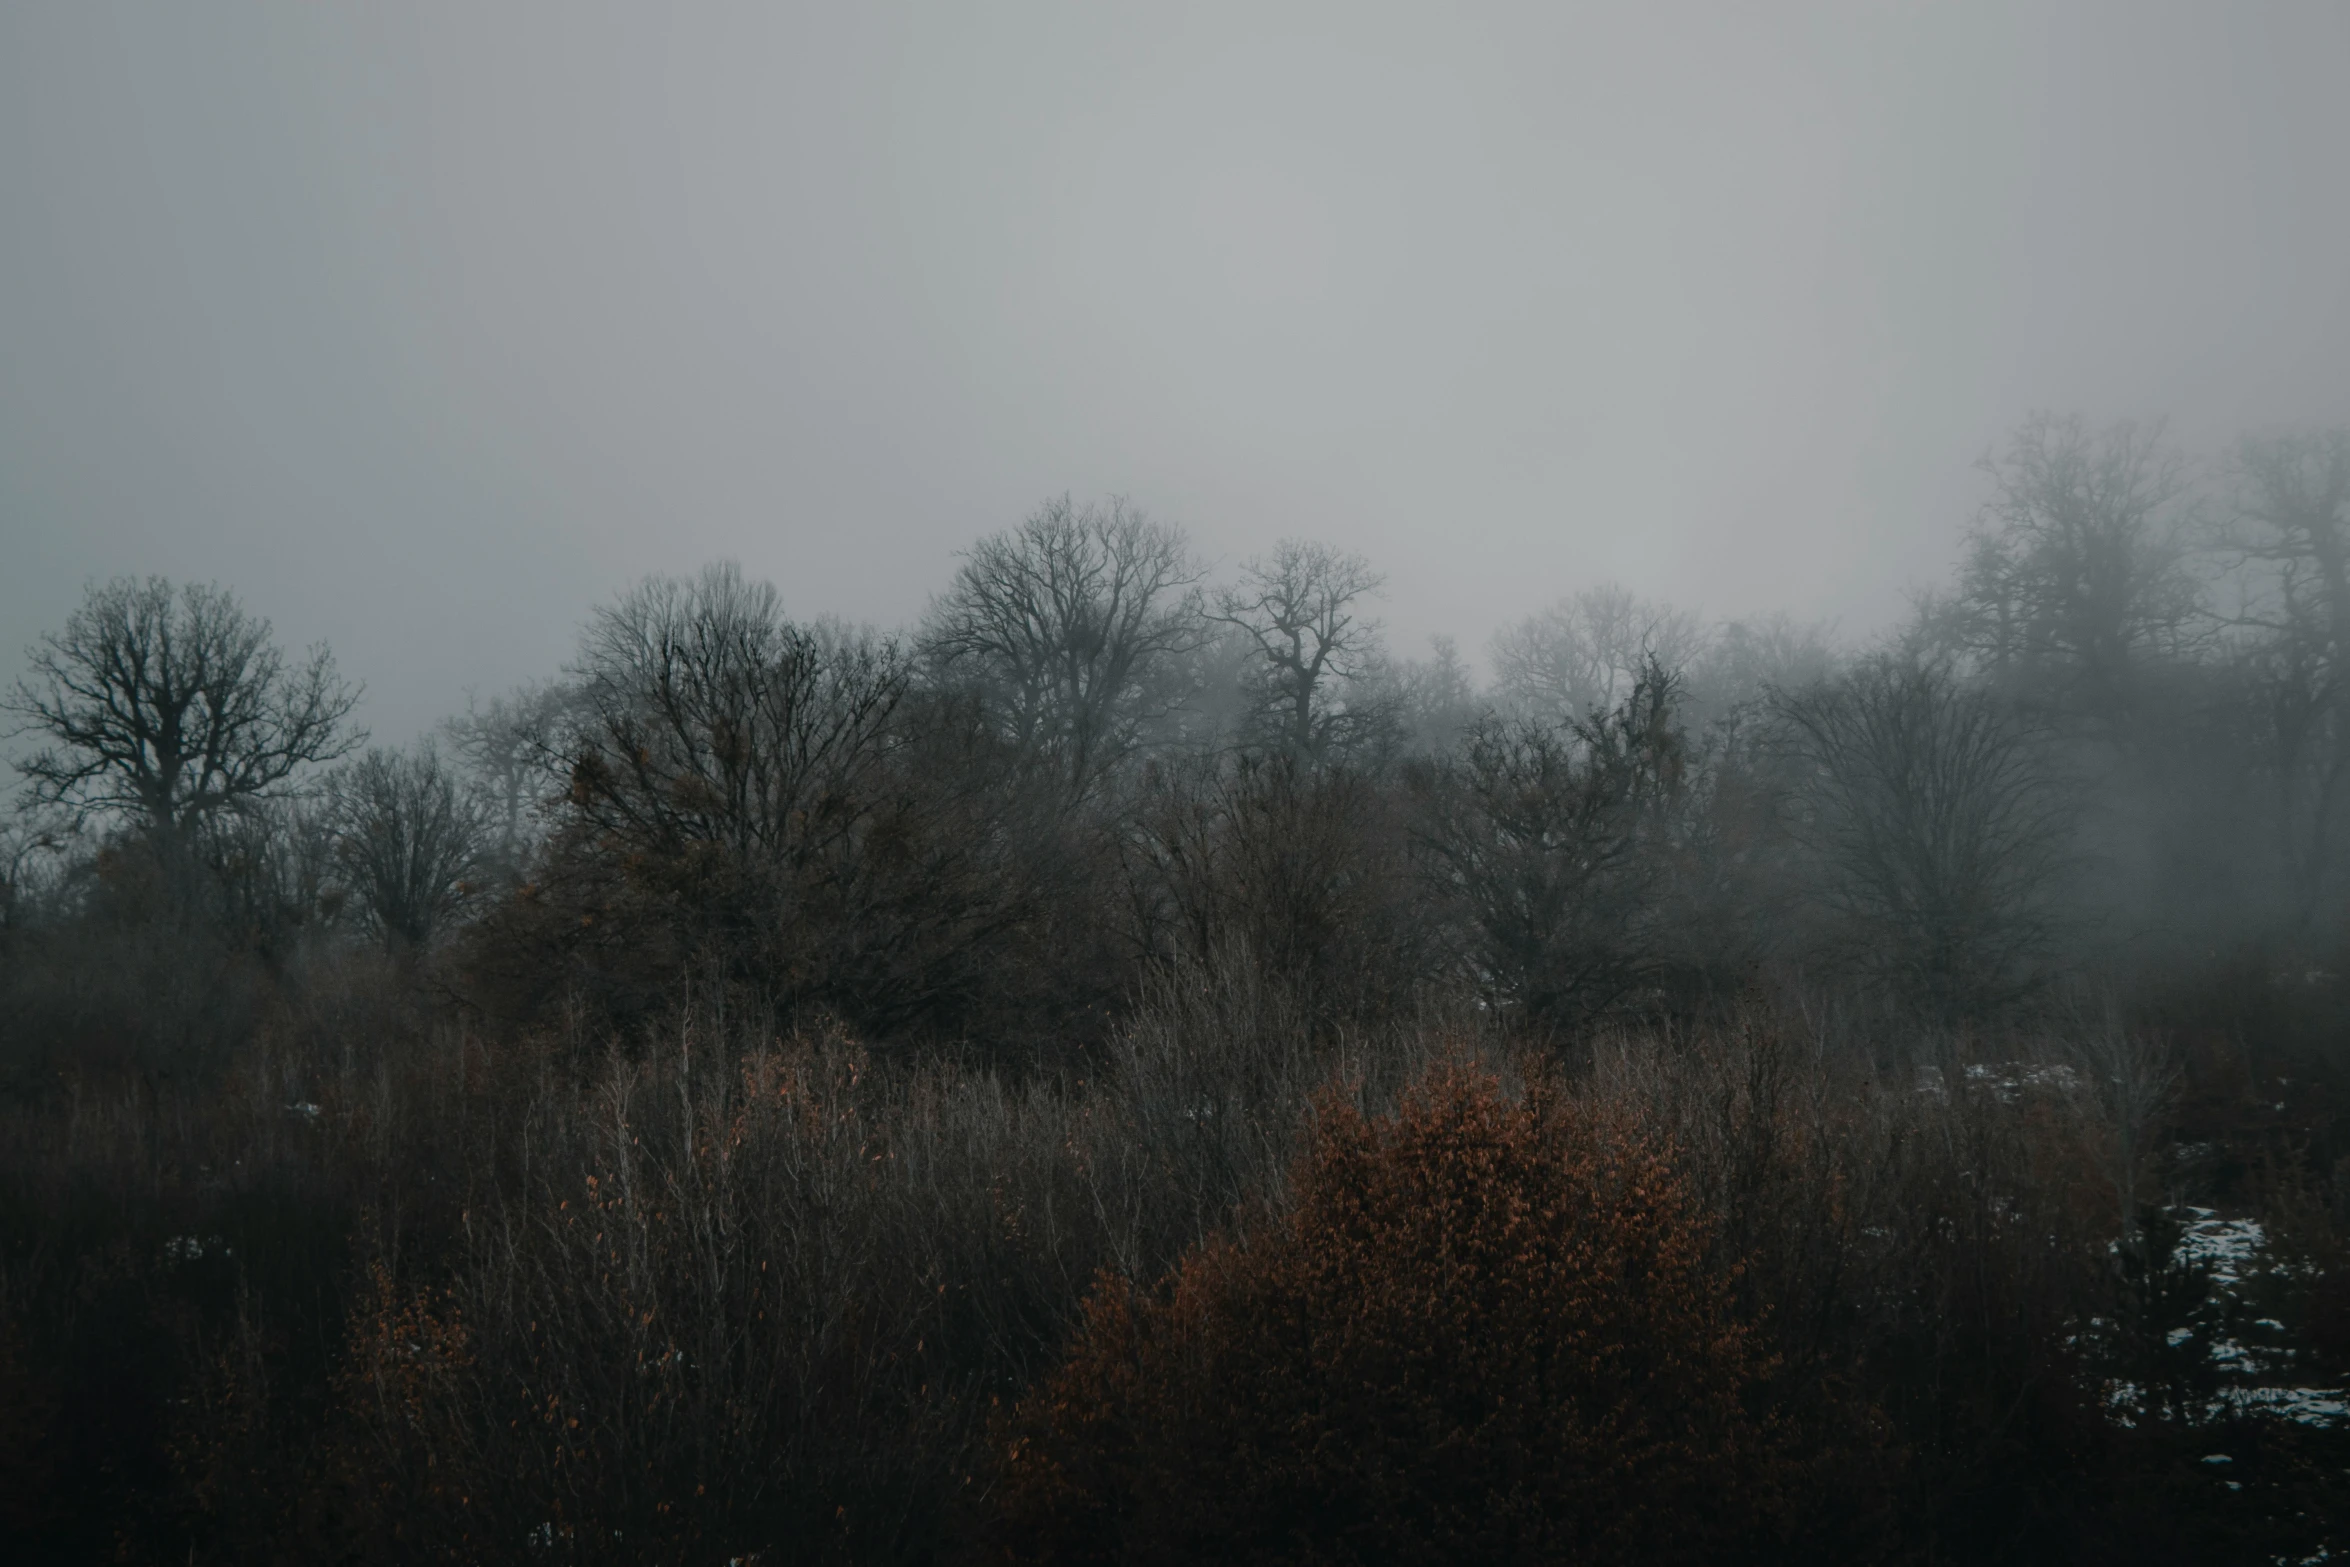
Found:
986,1054 -> 1785,1566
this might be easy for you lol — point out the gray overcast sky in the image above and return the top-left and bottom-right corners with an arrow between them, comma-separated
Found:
3,2 -> 2346,742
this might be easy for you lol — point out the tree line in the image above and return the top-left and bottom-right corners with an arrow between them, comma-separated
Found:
8,414 -> 2349,1069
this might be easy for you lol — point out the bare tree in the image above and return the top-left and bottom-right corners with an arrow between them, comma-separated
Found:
568,564 -> 906,869
2229,428 -> 2350,654
330,742 -> 487,953
1416,661 -> 1694,1029
548,565 -> 1082,1039
1940,414 -> 2202,724
1771,657 -> 2070,1015
1388,634 -> 1483,756
441,681 -> 574,879
5,577 -> 362,841
1213,539 -> 1389,762
923,497 -> 1203,802
1490,585 -> 1708,722
2216,429 -> 2350,931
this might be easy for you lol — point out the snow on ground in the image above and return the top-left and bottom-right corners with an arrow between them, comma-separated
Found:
1960,1060 -> 2083,1102
2173,1207 -> 2270,1289
2101,1205 -> 2345,1431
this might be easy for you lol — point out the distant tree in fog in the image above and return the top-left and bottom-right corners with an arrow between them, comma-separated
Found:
5,577 -> 362,842
329,742 -> 486,953
923,497 -> 1203,802
1686,614 -> 1838,724
1939,414 -> 2202,724
441,681 -> 573,878
2220,428 -> 2350,931
2230,429 -> 2350,651
1388,634 -> 1484,755
1490,585 -> 1708,722
1214,539 -> 1390,762
1771,657 -> 2069,1015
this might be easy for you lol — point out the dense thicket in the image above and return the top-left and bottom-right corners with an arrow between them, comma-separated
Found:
3,421 -> 2349,1563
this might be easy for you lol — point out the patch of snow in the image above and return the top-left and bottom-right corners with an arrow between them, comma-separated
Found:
2213,1385 -> 2350,1427
2093,1208 -> 2350,1436
1962,1061 -> 2082,1103
2172,1208 -> 2266,1287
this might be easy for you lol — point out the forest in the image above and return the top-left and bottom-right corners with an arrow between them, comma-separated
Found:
4,412 -> 2348,1564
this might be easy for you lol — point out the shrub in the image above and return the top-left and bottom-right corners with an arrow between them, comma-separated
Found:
985,1054 -> 1784,1566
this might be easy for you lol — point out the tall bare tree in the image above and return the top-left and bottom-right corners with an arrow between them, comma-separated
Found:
1490,585 -> 1709,723
5,577 -> 362,840
1771,656 -> 2069,1015
1941,414 -> 2202,725
2218,428 -> 2350,930
922,497 -> 1203,802
1214,539 -> 1389,762
330,742 -> 487,953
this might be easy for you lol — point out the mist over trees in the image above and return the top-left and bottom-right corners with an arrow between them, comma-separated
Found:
334,418 -> 2344,1044
6,418 -> 2350,1564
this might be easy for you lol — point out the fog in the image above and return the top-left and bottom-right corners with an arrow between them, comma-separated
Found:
14,10 -> 2350,1559
5,3 -> 2346,740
